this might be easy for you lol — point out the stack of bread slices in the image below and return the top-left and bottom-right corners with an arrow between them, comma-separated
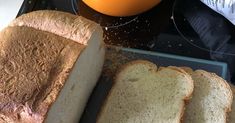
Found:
97,60 -> 235,123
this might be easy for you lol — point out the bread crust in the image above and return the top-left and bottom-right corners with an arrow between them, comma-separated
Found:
97,60 -> 194,123
228,83 -> 235,123
0,10 -> 104,123
199,70 -> 233,123
230,84 -> 235,94
10,10 -> 102,45
0,26 -> 85,123
179,67 -> 193,74
166,66 -> 194,123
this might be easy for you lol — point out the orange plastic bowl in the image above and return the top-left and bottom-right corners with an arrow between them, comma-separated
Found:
82,0 -> 161,17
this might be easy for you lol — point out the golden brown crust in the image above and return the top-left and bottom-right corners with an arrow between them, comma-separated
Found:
164,66 -> 194,101
168,67 -> 194,123
167,66 -> 189,75
0,26 -> 84,123
180,67 -> 193,74
228,83 -> 235,123
10,10 -> 102,45
97,60 -> 194,123
229,83 -> 235,94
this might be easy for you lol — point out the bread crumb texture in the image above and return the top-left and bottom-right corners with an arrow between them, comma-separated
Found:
97,60 -> 193,123
184,70 -> 233,123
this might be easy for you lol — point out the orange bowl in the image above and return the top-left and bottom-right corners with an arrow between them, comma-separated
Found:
82,0 -> 161,17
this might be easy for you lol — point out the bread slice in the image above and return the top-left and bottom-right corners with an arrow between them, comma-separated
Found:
0,11 -> 105,123
228,84 -> 235,123
183,70 -> 233,123
97,60 -> 194,123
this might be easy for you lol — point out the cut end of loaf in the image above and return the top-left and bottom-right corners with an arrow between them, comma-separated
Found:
44,26 -> 105,123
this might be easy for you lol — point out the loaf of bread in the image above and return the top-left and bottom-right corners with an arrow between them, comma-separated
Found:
0,10 -> 105,123
183,69 -> 233,123
97,60 -> 194,123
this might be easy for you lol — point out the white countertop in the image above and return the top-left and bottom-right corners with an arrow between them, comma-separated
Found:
0,0 -> 24,30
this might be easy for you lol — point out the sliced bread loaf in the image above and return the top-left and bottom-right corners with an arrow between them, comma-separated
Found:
183,70 -> 233,123
0,10 -> 105,123
97,60 -> 194,123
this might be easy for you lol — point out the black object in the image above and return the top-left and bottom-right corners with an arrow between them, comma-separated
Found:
18,0 -> 54,16
173,0 -> 235,82
17,0 -> 37,16
73,0 -> 211,59
74,0 -> 174,48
